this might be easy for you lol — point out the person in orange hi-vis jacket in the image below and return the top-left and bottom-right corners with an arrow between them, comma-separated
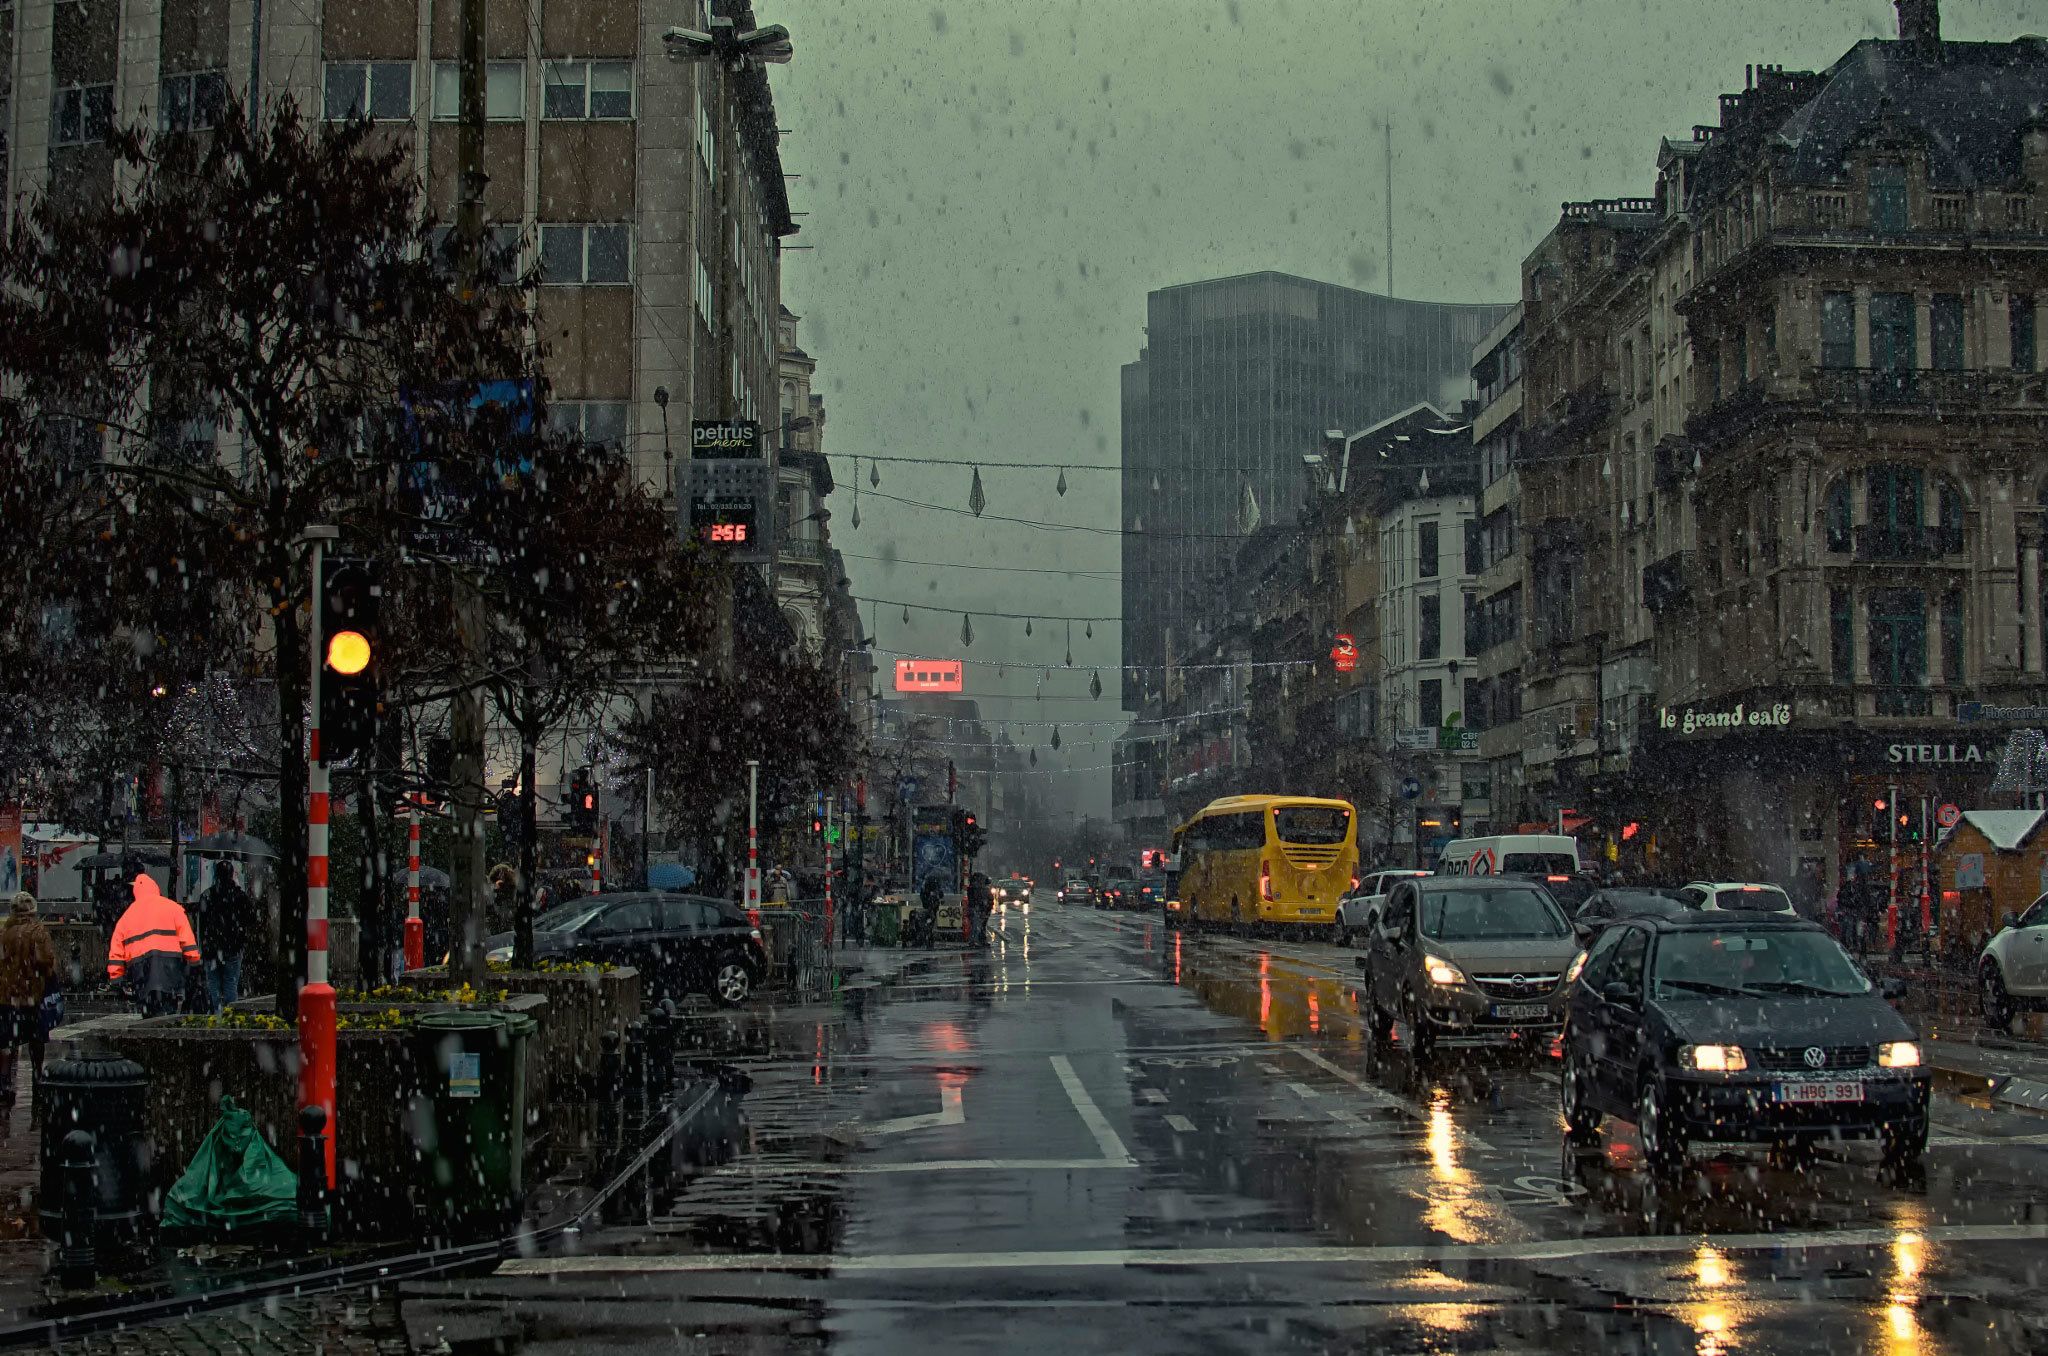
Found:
107,873 -> 201,1016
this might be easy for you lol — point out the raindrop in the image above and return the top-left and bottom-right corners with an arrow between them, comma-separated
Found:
968,466 -> 986,516
962,613 -> 974,646
1056,467 -> 1068,497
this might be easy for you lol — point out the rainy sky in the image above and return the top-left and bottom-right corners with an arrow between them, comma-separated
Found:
771,0 -> 2042,819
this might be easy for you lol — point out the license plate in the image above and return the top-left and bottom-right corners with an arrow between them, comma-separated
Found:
1490,1003 -> 1551,1021
1774,1081 -> 1865,1104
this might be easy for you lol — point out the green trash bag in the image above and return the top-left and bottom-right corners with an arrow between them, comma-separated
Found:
161,1096 -> 301,1234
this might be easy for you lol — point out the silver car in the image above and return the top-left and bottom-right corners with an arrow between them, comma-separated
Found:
1336,869 -> 1431,948
1357,877 -> 1580,1056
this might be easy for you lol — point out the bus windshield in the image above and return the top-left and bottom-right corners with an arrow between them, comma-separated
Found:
1275,806 -> 1351,844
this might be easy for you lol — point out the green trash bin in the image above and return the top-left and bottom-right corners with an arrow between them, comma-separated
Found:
412,1009 -> 537,1241
869,897 -> 901,948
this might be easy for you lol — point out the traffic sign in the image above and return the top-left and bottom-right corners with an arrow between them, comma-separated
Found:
897,776 -> 921,803
1399,776 -> 1423,801
1936,802 -> 1961,830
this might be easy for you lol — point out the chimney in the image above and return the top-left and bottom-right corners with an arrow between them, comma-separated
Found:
1895,0 -> 1941,50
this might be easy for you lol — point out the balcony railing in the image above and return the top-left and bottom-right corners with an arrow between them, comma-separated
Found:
1852,523 -> 1964,562
1812,367 -> 2021,411
777,536 -> 823,562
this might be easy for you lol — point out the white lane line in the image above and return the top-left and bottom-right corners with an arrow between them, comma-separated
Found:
1051,1054 -> 1137,1164
708,1157 -> 1132,1177
1932,1131 -> 2048,1148
1287,1081 -> 1321,1099
1257,1062 -> 1284,1074
864,1084 -> 965,1136
499,1221 -> 2048,1276
1139,1087 -> 1168,1104
1291,1047 -> 1493,1151
1165,1114 -> 1197,1133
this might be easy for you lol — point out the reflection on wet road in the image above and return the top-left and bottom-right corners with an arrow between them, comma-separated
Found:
434,895 -> 2048,1354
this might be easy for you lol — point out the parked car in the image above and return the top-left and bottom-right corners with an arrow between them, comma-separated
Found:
1977,893 -> 2048,1030
1560,913 -> 1926,1179
482,891 -> 767,1006
1336,869 -> 1431,948
1355,877 -> 1580,1057
1676,881 -> 1798,916
1570,887 -> 1689,942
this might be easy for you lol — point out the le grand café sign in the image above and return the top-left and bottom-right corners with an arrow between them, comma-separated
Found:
1655,695 -> 2004,772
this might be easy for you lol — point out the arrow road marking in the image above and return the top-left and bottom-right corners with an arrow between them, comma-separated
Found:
864,1083 -> 965,1136
1052,1055 -> 1136,1164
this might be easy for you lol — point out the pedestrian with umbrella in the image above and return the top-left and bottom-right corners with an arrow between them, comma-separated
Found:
195,862 -> 260,1011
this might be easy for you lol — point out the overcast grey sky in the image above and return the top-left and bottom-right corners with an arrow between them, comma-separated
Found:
770,0 -> 2041,820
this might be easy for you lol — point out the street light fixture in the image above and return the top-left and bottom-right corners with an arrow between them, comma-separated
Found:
663,17 -> 793,69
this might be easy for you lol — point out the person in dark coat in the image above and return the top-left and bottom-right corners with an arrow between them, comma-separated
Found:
195,863 -> 260,1011
912,875 -> 943,949
967,871 -> 994,947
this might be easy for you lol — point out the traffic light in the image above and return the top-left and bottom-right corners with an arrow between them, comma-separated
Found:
568,767 -> 597,833
318,557 -> 381,763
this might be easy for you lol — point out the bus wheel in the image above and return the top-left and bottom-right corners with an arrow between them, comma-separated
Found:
1229,899 -> 1243,936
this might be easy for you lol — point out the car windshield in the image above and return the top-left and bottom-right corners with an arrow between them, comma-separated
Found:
1420,888 -> 1572,941
1274,806 -> 1351,844
1652,930 -> 1871,999
1714,885 -> 1794,912
533,902 -> 602,933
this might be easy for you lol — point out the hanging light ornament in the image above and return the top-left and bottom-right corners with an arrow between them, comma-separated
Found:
1050,727 -> 1062,751
870,461 -> 881,488
1089,669 -> 1102,700
968,466 -> 987,516
1024,617 -> 1033,636
962,613 -> 974,646
1029,747 -> 1038,767
1151,474 -> 1160,493
850,500 -> 861,530
1085,621 -> 1093,639
902,605 -> 910,624
1601,455 -> 1614,480
1056,467 -> 1068,497
1065,621 -> 1073,668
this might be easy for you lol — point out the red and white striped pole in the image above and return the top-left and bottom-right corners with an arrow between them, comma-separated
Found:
744,759 -> 761,922
824,794 -> 835,948
301,529 -> 338,1188
403,798 -> 423,971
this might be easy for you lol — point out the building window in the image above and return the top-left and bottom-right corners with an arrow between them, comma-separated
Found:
1931,293 -> 1965,370
1868,165 -> 1908,233
159,70 -> 227,132
1868,464 -> 1924,539
1462,590 -> 1479,657
1820,291 -> 1856,368
1418,592 -> 1441,661
1417,521 -> 1439,579
1870,292 -> 1915,373
1463,676 -> 1483,732
541,60 -> 633,119
1463,520 -> 1483,575
550,401 -> 629,450
2014,293 -> 2037,372
50,84 -> 114,146
1418,678 -> 1443,730
1830,586 -> 1853,683
539,224 -> 631,285
1941,590 -> 1964,685
431,62 -> 525,120
323,62 -> 413,121
1761,306 -> 1777,374
426,223 -> 523,278
1868,587 -> 1927,692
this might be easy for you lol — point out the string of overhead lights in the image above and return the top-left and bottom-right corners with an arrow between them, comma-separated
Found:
869,703 -> 1247,735
850,645 -> 1316,675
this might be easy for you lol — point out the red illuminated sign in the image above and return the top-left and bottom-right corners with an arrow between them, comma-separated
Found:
1330,633 -> 1359,673
895,659 -> 963,693
705,522 -> 749,543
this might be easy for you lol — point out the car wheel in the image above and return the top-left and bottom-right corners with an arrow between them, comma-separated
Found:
1881,1117 -> 1927,1178
1229,899 -> 1243,935
712,955 -> 753,1007
1405,992 -> 1436,1062
1367,991 -> 1394,1044
1980,961 -> 2015,1032
1636,1074 -> 1687,1180
1561,1038 -> 1602,1143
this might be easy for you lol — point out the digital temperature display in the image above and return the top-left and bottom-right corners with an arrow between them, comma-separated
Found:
690,498 -> 758,547
704,522 -> 749,544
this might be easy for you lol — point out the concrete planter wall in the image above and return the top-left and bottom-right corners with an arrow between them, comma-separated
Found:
100,990 -> 547,1237
404,965 -> 641,1103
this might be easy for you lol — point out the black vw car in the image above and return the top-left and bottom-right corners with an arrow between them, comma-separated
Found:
484,891 -> 767,1006
1560,913 -> 1927,1178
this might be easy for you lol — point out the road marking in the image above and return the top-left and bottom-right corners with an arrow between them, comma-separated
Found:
1931,1131 -> 2048,1148
1291,1047 -> 1494,1150
1051,1055 -> 1137,1164
1139,1087 -> 1167,1104
1165,1114 -> 1197,1133
1257,1062 -> 1284,1074
863,1083 -> 965,1136
708,1157 -> 1133,1177
500,1221 -> 2048,1277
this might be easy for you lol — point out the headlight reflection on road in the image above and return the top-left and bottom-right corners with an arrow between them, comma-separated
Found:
1883,1211 -> 1928,1353
1693,1243 -> 1729,1289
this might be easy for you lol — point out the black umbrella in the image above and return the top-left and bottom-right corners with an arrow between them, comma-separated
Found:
416,866 -> 451,889
74,849 -> 171,871
187,831 -> 276,858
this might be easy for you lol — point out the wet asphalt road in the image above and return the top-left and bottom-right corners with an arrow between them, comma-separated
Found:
411,893 -> 2048,1354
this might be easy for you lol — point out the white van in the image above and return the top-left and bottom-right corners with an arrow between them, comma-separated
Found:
1436,834 -> 1580,877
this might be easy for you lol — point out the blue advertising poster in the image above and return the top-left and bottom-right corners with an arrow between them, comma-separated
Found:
911,806 -> 957,893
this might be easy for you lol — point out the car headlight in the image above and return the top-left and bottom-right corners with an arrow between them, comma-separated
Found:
485,946 -> 512,964
1565,950 -> 1589,984
1678,1044 -> 1748,1072
1878,1041 -> 1921,1069
1423,954 -> 1467,987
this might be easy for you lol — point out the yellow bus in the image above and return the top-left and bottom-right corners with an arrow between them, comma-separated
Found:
1173,795 -> 1360,930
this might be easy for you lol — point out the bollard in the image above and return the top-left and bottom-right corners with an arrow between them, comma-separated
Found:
55,1130 -> 96,1289
297,1104 -> 329,1239
646,1001 -> 676,1101
623,1019 -> 649,1115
